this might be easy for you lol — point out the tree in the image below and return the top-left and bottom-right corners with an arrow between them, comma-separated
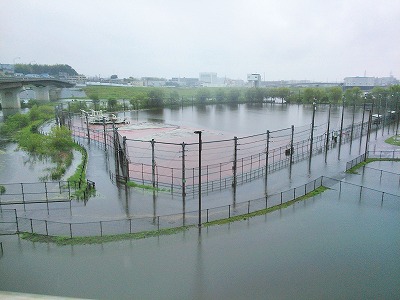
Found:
107,98 -> 118,111
227,89 -> 241,103
147,89 -> 164,107
91,94 -> 100,110
277,87 -> 290,103
343,87 -> 363,105
303,88 -> 315,104
196,88 -> 210,103
215,89 -> 226,102
169,91 -> 180,105
327,87 -> 343,104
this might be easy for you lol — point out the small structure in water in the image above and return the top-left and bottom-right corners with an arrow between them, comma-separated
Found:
81,109 -> 129,125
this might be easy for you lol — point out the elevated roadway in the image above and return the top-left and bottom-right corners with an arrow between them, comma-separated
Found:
0,77 -> 74,109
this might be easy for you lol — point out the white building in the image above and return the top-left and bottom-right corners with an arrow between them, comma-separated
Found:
344,76 -> 399,90
247,73 -> 261,87
199,72 -> 217,84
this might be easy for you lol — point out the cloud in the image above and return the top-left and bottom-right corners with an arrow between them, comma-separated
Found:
1,0 -> 399,80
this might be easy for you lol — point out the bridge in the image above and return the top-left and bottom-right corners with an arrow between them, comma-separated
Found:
0,78 -> 74,109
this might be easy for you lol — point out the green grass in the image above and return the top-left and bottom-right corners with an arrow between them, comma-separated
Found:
20,226 -> 193,246
20,186 -> 329,245
126,180 -> 170,192
346,157 -> 400,174
204,186 -> 329,227
385,135 -> 400,146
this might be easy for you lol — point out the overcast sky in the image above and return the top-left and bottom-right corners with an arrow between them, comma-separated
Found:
1,0 -> 399,81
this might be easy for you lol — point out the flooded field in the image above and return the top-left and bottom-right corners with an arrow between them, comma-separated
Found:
0,103 -> 399,299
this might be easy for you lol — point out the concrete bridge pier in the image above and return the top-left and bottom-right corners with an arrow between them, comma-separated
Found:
33,85 -> 50,101
0,87 -> 22,109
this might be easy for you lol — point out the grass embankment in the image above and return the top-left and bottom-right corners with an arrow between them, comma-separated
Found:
20,186 -> 329,245
0,104 -> 92,198
385,135 -> 400,146
346,136 -> 400,174
346,158 -> 400,174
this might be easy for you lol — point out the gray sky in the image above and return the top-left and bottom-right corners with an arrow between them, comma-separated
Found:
1,0 -> 399,81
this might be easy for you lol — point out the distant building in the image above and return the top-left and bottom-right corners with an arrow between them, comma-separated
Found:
171,77 -> 199,87
344,76 -> 399,91
142,77 -> 166,87
247,73 -> 261,87
67,74 -> 87,84
0,64 -> 15,76
199,72 -> 217,84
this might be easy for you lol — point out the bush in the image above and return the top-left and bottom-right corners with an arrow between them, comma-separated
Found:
49,126 -> 74,151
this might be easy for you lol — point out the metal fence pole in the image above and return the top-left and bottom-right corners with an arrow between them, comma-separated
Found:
325,103 -> 331,162
265,130 -> 270,186
182,142 -> 186,197
233,136 -> 238,187
290,125 -> 294,167
151,139 -> 156,188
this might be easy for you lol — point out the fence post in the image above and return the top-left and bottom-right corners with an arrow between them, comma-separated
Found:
123,136 -> 129,180
206,209 -> 209,223
103,116 -> 107,151
21,183 -> 26,211
280,192 -> 283,205
100,221 -> 103,237
325,104 -> 331,162
85,112 -> 90,142
182,142 -> 186,197
228,205 -> 231,218
151,139 -> 156,188
365,110 -> 372,160
247,201 -> 250,214
14,209 -> 19,233
45,220 -> 48,236
69,223 -> 72,238
265,130 -> 270,186
233,137 -> 237,187
30,219 -> 33,233
290,125 -> 294,167
129,219 -> 132,234
157,216 -> 160,231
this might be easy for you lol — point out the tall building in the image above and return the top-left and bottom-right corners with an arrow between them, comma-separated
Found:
199,72 -> 217,84
247,73 -> 261,87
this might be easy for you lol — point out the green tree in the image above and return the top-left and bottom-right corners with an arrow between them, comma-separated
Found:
147,89 -> 165,107
303,88 -> 315,104
227,89 -> 241,103
169,91 -> 180,105
107,98 -> 118,111
277,87 -> 290,103
327,87 -> 343,104
196,88 -> 210,103
245,88 -> 257,102
344,87 -> 363,104
215,89 -> 226,102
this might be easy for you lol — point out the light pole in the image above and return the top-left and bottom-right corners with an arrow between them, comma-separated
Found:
194,130 -> 202,227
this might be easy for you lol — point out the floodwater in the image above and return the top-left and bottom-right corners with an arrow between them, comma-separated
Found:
1,103 -> 399,299
1,167 -> 399,299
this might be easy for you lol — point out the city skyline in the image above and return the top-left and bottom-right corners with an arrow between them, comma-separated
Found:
1,0 -> 399,81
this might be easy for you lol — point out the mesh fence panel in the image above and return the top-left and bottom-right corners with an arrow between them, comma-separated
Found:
71,222 -> 101,237
47,221 -> 71,237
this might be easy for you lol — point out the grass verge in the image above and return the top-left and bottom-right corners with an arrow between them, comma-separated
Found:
385,135 -> 400,146
346,157 -> 400,174
19,186 -> 329,246
20,226 -> 193,246
126,180 -> 170,192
